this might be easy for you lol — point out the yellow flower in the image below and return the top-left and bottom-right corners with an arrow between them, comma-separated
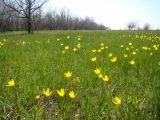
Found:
73,48 -> 77,52
101,47 -> 104,50
91,57 -> 96,62
57,88 -> 65,97
35,95 -> 40,100
64,71 -> 72,78
43,88 -> 52,97
129,42 -> 132,46
60,43 -> 64,46
101,43 -> 104,46
98,73 -> 103,78
67,36 -> 70,39
113,96 -> 122,105
77,43 -> 81,48
77,37 -> 81,41
120,45 -> 124,48
65,46 -> 69,50
108,53 -> 113,57
149,52 -> 153,56
6,79 -> 15,87
132,51 -> 136,55
124,54 -> 128,58
143,47 -> 148,50
126,47 -> 129,51
97,49 -> 101,53
111,57 -> 117,63
154,47 -> 158,51
69,91 -> 76,99
105,46 -> 108,49
94,68 -> 101,75
102,75 -> 109,82
129,60 -> 135,65
92,49 -> 96,53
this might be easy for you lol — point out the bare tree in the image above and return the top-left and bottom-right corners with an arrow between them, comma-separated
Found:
127,22 -> 136,30
2,0 -> 48,33
143,23 -> 150,30
0,6 -> 107,31
0,0 -> 17,32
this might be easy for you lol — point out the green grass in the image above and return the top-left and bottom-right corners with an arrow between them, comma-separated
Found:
0,30 -> 160,119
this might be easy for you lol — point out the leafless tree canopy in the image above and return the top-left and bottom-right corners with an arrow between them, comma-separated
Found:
143,23 -> 150,30
0,0 -> 108,33
0,7 -> 108,32
127,22 -> 137,30
1,0 -> 48,33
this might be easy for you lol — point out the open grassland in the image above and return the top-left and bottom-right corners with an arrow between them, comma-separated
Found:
0,30 -> 160,119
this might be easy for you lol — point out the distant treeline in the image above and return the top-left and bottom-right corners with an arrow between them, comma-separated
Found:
0,1 -> 108,32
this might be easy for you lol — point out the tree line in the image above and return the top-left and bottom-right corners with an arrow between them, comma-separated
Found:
127,22 -> 151,30
0,0 -> 107,33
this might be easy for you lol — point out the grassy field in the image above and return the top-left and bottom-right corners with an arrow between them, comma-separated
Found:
0,30 -> 160,119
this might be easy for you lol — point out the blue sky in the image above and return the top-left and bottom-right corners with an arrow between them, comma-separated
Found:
44,0 -> 160,29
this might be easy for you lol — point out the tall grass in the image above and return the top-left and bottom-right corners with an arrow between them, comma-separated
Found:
0,30 -> 160,119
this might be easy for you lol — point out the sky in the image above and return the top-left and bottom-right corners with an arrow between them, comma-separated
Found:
44,0 -> 160,30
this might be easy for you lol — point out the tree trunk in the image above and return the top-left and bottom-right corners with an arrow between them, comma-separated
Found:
27,1 -> 32,34
27,18 -> 32,34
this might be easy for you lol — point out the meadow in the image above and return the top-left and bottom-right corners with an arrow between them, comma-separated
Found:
0,30 -> 160,120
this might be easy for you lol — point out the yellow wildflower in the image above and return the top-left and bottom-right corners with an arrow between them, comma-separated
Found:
113,96 -> 122,105
105,46 -> 108,49
126,47 -> 129,51
129,60 -> 135,65
57,88 -> 65,97
120,45 -> 124,48
6,79 -> 15,87
101,47 -> 104,50
124,54 -> 128,58
142,46 -> 148,50
102,75 -> 109,82
97,49 -> 101,53
129,42 -> 132,46
69,91 -> 76,99
149,52 -> 153,56
65,46 -> 69,50
77,43 -> 81,48
64,71 -> 72,78
94,68 -> 101,75
111,57 -> 117,63
67,36 -> 70,39
35,95 -> 40,100
92,49 -> 96,53
98,73 -> 103,78
91,57 -> 96,62
108,53 -> 113,57
78,37 -> 81,41
101,43 -> 104,46
43,88 -> 52,97
132,51 -> 136,55
73,48 -> 77,52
